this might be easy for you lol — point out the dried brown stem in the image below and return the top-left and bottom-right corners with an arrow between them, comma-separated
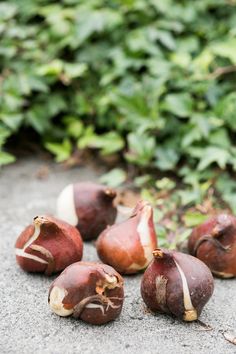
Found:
207,65 -> 236,80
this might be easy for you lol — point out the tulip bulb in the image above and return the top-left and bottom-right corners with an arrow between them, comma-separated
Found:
15,216 -> 83,275
188,213 -> 236,278
141,248 -> 214,321
96,200 -> 157,274
48,262 -> 124,325
57,182 -> 117,240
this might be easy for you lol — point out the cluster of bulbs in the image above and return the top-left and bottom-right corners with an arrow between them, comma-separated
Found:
15,182 -> 236,325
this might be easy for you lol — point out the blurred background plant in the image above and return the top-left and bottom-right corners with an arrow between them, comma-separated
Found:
1,0 -> 236,246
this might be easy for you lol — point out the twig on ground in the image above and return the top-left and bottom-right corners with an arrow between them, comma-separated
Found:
207,65 -> 236,80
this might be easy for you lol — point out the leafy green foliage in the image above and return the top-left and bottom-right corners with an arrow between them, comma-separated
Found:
1,0 -> 236,213
100,168 -> 127,187
45,139 -> 72,162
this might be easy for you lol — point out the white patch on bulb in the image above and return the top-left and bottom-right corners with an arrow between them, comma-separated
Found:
128,262 -> 143,270
15,223 -> 49,264
85,303 -> 105,315
56,184 -> 78,226
24,223 -> 40,249
129,205 -> 154,271
49,286 -> 73,317
15,248 -> 48,264
174,259 -> 197,321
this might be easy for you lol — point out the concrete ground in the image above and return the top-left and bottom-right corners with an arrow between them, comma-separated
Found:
0,158 -> 235,354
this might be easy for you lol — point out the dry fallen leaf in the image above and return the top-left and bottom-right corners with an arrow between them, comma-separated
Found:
115,190 -> 141,208
35,165 -> 50,180
223,331 -> 236,345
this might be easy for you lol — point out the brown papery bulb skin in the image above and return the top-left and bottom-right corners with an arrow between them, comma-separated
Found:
96,200 -> 157,274
141,248 -> 214,322
48,262 -> 124,325
188,214 -> 236,278
57,182 -> 117,241
15,216 -> 83,275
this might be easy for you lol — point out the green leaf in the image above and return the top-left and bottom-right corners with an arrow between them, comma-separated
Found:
197,147 -> 230,170
215,93 -> 236,131
155,147 -> 179,170
63,117 -> 84,138
126,132 -> 155,167
38,60 -> 63,76
183,211 -> 208,227
181,126 -> 201,148
156,30 -> 176,50
0,127 -> 10,147
100,168 -> 127,187
193,49 -> 214,74
216,172 -> 236,213
26,106 -> 50,134
0,114 -> 23,131
78,131 -> 124,155
140,188 -> 156,205
177,188 -> 203,206
90,132 -> 124,155
45,139 -> 72,162
64,63 -> 87,79
75,9 -> 122,45
191,115 -> 211,138
134,175 -> 152,188
77,126 -> 96,149
0,3 -> 17,20
28,76 -> 49,93
211,39 -> 236,64
209,129 -> 231,149
155,224 -> 169,248
0,151 -> 16,166
156,178 -> 176,190
164,93 -> 193,117
46,94 -> 67,117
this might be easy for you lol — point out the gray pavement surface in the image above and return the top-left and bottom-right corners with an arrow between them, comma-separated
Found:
0,158 -> 235,354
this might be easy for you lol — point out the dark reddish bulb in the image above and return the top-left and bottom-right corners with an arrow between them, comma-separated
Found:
96,200 -> 157,274
56,182 -> 117,240
15,215 -> 83,275
48,262 -> 124,325
141,248 -> 214,321
188,213 -> 236,278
